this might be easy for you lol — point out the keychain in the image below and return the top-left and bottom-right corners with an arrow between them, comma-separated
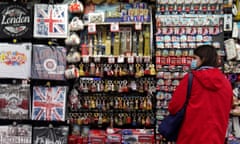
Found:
135,98 -> 139,110
149,64 -> 156,75
77,115 -> 83,125
137,114 -> 142,126
145,115 -> 151,126
130,98 -> 134,110
122,98 -> 127,110
79,63 -> 85,76
83,97 -> 88,108
114,114 -> 119,126
102,98 -> 106,111
114,98 -> 119,109
83,113 -> 89,125
147,96 -> 152,110
98,113 -> 103,126
118,97 -> 123,109
91,81 -> 97,93
102,114 -> 108,124
126,114 -> 132,124
135,64 -> 143,78
89,62 -> 96,76
91,97 -> 96,109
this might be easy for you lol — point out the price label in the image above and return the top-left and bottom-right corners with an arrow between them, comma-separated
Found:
110,23 -> 119,32
108,57 -> 115,64
135,22 -> 142,30
94,56 -> 101,63
88,23 -> 96,34
135,56 -> 143,63
144,56 -> 151,63
127,56 -> 134,63
117,56 -> 124,63
82,56 -> 90,63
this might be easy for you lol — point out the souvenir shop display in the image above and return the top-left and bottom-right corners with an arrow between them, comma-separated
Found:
65,1 -> 156,142
0,43 -> 32,79
223,0 -> 240,142
155,0 -> 224,143
0,0 -> 237,143
0,4 -> 32,38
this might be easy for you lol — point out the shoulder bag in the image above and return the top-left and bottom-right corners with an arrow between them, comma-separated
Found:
158,72 -> 193,141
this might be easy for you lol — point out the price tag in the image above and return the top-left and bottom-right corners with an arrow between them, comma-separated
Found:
117,56 -> 124,63
110,23 -> 119,32
108,57 -> 115,64
82,56 -> 90,63
88,23 -> 96,34
135,22 -> 142,30
135,56 -> 143,63
127,56 -> 134,63
144,56 -> 151,63
94,56 -> 101,63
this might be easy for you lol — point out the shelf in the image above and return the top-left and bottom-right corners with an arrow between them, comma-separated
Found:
84,21 -> 151,26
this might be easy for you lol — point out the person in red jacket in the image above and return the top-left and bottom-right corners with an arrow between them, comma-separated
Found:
168,45 -> 233,144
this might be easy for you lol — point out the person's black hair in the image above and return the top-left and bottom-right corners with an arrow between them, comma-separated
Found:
194,45 -> 219,67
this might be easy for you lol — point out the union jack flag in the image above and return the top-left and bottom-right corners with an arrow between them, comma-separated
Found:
32,86 -> 67,121
34,4 -> 68,38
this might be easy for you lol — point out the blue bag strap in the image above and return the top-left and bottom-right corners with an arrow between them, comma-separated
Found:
184,72 -> 193,107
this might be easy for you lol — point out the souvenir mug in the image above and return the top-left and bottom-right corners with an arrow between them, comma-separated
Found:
65,65 -> 79,79
69,17 -> 84,31
65,33 -> 81,46
66,48 -> 81,63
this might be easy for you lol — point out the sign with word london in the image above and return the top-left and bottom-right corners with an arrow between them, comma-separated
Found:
0,4 -> 32,38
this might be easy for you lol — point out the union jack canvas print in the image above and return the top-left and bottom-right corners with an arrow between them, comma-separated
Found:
34,4 -> 68,38
32,86 -> 67,121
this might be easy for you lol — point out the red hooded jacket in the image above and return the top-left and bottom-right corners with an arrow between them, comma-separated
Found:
168,68 -> 233,144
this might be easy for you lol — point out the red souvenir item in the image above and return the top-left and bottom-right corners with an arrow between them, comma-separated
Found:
69,0 -> 84,13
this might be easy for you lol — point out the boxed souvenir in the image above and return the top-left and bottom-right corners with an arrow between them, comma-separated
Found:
121,129 -> 154,144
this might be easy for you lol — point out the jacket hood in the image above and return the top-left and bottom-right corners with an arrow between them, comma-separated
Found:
192,68 -> 226,91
